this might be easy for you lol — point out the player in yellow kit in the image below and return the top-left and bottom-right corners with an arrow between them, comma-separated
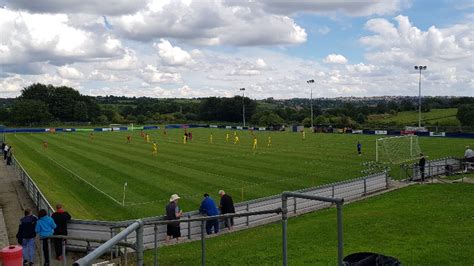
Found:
301,130 -> 306,140
234,135 -> 240,144
183,134 -> 187,144
209,133 -> 213,144
252,137 -> 257,150
152,142 -> 158,156
226,133 -> 230,143
267,136 -> 272,147
146,134 -> 150,143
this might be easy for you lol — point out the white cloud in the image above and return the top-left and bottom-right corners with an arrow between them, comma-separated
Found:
139,65 -> 182,84
57,65 -> 84,79
0,8 -> 124,69
110,0 -> 307,46
154,39 -> 193,66
229,0 -> 408,17
323,54 -> 348,64
104,49 -> 139,70
5,0 -> 147,15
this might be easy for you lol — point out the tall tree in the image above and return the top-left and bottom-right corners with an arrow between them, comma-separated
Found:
10,99 -> 52,125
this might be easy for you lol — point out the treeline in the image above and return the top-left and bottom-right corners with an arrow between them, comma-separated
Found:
0,83 -> 473,127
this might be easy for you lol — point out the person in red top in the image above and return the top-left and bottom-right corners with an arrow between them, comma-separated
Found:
51,204 -> 71,261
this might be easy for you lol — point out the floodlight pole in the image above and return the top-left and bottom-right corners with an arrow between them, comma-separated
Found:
414,66 -> 427,128
240,88 -> 246,128
306,80 -> 315,130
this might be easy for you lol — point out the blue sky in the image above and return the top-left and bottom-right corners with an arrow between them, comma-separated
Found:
0,0 -> 473,98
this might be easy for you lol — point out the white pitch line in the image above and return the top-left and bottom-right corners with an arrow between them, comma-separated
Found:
45,155 -> 123,206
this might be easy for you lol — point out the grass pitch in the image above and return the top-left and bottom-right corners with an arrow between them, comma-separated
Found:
151,183 -> 474,265
6,128 -> 471,220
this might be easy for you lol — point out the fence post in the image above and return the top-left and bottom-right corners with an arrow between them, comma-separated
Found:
110,228 -> 114,260
187,214 -> 192,239
336,202 -> 344,266
246,204 -> 250,226
331,185 -> 335,198
363,178 -> 367,196
48,238 -> 52,265
281,194 -> 288,266
62,239 -> 67,266
293,197 -> 297,214
154,224 -> 158,266
136,222 -> 144,266
201,221 -> 206,266
385,171 -> 390,189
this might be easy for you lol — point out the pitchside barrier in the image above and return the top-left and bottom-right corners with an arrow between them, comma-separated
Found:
9,155 -> 464,252
10,154 -> 388,251
409,157 -> 463,181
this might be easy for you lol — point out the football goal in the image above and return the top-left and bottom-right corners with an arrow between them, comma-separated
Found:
376,135 -> 421,164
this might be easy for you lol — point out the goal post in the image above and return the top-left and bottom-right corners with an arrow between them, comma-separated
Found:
376,135 -> 421,164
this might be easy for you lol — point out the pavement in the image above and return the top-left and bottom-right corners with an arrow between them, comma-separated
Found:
0,159 -> 39,263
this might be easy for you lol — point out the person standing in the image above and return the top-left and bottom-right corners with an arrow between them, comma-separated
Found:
419,153 -> 426,183
16,209 -> 38,265
3,143 -> 9,160
218,190 -> 235,231
51,204 -> 71,261
35,209 -> 56,266
199,193 -> 219,235
165,194 -> 183,243
357,141 -> 362,155
6,146 -> 12,165
1,142 -> 5,159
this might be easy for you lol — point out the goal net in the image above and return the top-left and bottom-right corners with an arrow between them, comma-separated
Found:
376,135 -> 421,164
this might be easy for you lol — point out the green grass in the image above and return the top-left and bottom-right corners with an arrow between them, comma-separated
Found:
368,108 -> 460,126
6,129 -> 472,220
151,183 -> 474,265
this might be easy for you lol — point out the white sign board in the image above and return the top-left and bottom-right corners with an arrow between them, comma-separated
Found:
375,130 -> 387,135
352,130 -> 363,134
429,132 -> 446,137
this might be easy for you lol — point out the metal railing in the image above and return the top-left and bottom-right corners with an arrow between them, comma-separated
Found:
281,192 -> 344,266
11,156 -> 54,213
403,157 -> 463,181
73,209 -> 282,266
10,155 -> 388,253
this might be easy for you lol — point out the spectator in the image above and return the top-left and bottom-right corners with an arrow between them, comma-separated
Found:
464,146 -> 474,172
419,153 -> 426,183
465,146 -> 474,162
1,142 -> 5,159
16,208 -> 38,265
35,209 -> 56,266
3,143 -> 8,160
51,203 -> 71,261
218,190 -> 235,231
357,141 -> 362,155
165,194 -> 183,243
199,193 -> 219,235
6,145 -> 12,165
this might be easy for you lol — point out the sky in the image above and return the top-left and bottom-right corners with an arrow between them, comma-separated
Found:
0,0 -> 472,99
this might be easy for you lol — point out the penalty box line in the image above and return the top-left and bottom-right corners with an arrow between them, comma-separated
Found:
44,154 -> 123,206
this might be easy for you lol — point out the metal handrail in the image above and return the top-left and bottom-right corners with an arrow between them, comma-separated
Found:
73,220 -> 144,266
281,192 -> 344,266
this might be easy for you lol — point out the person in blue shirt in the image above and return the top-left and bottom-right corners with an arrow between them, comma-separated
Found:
35,209 -> 56,265
357,141 -> 362,155
199,193 -> 219,235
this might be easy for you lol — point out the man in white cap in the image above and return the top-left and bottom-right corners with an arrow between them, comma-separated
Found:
165,194 -> 183,243
464,146 -> 474,172
465,146 -> 474,162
